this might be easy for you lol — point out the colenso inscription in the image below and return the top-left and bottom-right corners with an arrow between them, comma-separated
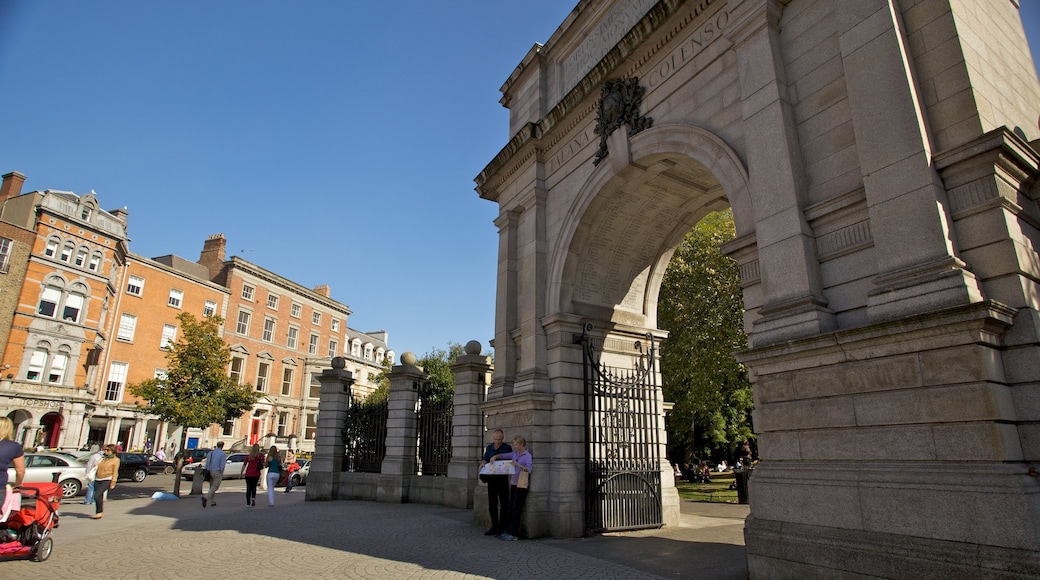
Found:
645,9 -> 730,89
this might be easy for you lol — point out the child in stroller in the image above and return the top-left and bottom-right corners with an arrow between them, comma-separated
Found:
0,482 -> 62,562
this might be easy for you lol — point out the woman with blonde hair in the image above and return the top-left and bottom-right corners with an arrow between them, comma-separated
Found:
91,444 -> 120,519
242,443 -> 263,507
490,435 -> 533,541
0,417 -> 26,510
264,445 -> 282,507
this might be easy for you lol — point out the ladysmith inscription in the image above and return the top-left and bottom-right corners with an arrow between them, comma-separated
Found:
562,0 -> 657,91
547,6 -> 731,176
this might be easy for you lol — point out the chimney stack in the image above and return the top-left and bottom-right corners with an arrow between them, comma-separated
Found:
313,284 -> 331,298
198,233 -> 227,281
0,171 -> 26,202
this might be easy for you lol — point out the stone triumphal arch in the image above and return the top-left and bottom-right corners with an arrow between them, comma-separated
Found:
475,0 -> 1040,577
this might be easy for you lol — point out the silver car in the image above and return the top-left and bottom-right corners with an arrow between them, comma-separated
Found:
6,452 -> 87,498
181,452 -> 249,480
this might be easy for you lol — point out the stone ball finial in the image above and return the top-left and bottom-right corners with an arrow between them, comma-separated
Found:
401,352 -> 417,366
465,340 -> 482,355
331,356 -> 345,370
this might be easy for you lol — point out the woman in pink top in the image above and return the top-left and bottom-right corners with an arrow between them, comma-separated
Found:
242,443 -> 263,507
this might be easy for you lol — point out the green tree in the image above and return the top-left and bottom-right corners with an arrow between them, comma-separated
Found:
416,343 -> 466,401
129,312 -> 260,495
362,356 -> 393,404
658,209 -> 754,466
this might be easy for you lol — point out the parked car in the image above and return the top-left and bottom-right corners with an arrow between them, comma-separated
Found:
147,455 -> 176,475
7,452 -> 86,498
289,459 -> 310,487
116,452 -> 151,482
181,452 -> 249,480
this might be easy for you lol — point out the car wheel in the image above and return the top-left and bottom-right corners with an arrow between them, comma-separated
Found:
290,474 -> 300,486
31,536 -> 53,562
133,468 -> 147,482
60,479 -> 80,499
164,466 -> 174,475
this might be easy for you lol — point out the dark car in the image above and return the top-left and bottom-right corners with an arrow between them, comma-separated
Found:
116,452 -> 151,482
147,455 -> 176,475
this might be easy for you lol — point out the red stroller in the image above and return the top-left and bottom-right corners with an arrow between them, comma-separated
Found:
0,483 -> 61,562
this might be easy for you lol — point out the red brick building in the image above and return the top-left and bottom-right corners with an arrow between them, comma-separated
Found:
0,173 -> 393,454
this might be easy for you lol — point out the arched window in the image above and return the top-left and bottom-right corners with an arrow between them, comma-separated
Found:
62,292 -> 84,322
26,349 -> 47,382
74,247 -> 88,267
48,350 -> 69,384
43,237 -> 60,258
59,242 -> 74,262
88,252 -> 102,271
38,286 -> 62,317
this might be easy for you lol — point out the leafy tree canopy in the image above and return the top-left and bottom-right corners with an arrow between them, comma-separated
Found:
129,312 -> 260,495
129,312 -> 259,431
658,209 -> 754,464
417,343 -> 465,401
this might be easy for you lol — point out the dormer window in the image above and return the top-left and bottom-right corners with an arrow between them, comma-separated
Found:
81,207 -> 92,221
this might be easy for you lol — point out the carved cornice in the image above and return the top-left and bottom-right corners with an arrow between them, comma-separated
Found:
476,0 -> 717,200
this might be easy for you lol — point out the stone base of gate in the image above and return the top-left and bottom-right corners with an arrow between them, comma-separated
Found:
481,390 -> 680,538
745,515 -> 1040,579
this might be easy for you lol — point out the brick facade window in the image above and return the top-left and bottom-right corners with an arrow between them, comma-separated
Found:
127,275 -> 144,296
104,361 -> 128,402
117,313 -> 137,341
0,237 -> 12,273
168,288 -> 183,308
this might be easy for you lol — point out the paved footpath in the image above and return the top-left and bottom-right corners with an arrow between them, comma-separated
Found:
2,478 -> 749,579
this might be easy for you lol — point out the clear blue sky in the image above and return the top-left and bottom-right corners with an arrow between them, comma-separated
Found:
0,2 -> 1038,357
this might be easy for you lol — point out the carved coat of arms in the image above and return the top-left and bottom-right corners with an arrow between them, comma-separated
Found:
593,78 -> 653,166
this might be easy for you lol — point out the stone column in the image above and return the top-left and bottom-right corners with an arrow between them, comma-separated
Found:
837,0 -> 982,322
377,352 -> 422,503
513,187 -> 550,395
307,357 -> 353,501
445,341 -> 491,509
492,210 -> 520,399
725,0 -> 836,345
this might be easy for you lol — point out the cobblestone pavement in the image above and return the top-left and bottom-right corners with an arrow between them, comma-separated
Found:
1,477 -> 748,579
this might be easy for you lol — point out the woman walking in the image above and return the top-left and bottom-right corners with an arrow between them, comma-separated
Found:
264,446 -> 282,507
243,443 -> 263,507
490,436 -> 532,541
91,444 -> 120,520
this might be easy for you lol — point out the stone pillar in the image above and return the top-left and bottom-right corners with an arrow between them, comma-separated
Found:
837,0 -> 982,322
726,0 -> 836,345
445,341 -> 491,509
513,188 -> 550,395
377,352 -> 422,503
492,210 -> 520,399
307,357 -> 353,501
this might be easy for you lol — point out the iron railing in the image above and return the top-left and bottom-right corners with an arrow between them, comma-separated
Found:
343,399 -> 388,473
416,384 -> 453,476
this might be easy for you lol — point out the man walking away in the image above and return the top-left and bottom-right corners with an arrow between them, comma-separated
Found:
202,442 -> 228,508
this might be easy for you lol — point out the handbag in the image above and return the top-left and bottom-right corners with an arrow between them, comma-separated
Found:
201,468 -> 211,482
517,469 -> 529,489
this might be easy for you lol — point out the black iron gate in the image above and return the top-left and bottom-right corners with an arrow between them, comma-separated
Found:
577,323 -> 663,534
416,381 -> 453,476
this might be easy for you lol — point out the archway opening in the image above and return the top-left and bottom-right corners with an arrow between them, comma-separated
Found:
40,411 -> 63,448
555,142 -> 754,531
